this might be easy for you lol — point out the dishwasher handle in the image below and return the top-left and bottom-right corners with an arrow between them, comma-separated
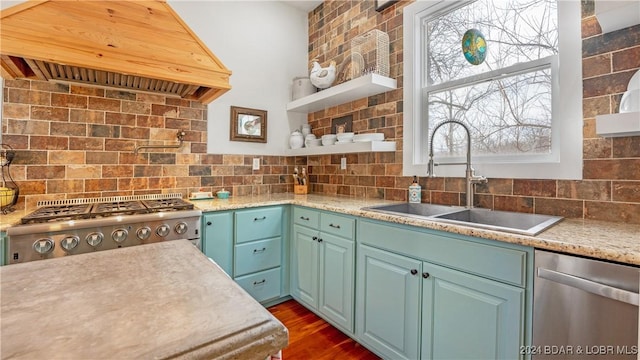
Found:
537,267 -> 639,306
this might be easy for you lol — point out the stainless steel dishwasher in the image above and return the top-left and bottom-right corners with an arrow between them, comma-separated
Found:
533,250 -> 639,359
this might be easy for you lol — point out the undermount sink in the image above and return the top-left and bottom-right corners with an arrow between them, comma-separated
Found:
433,208 -> 563,236
362,203 -> 460,218
363,203 -> 563,236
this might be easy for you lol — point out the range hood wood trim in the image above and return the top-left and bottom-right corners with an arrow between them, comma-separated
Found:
0,0 -> 231,104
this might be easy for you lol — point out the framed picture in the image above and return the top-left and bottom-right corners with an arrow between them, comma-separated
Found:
375,0 -> 397,12
230,106 -> 267,143
331,114 -> 353,134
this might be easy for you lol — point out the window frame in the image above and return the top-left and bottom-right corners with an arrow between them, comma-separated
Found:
402,0 -> 583,180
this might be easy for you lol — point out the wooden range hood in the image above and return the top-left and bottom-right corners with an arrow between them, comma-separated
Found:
0,0 -> 231,104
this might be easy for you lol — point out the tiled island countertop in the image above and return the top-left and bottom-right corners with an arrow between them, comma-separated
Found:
0,240 -> 288,359
191,193 -> 640,266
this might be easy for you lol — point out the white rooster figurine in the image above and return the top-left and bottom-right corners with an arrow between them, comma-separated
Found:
309,60 -> 336,89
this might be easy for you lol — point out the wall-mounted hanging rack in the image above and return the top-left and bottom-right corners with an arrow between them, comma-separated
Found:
134,130 -> 186,154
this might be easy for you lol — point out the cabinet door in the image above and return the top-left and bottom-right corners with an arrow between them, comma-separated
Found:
356,244 -> 422,360
291,224 -> 319,308
421,262 -> 524,360
318,232 -> 354,333
202,212 -> 233,275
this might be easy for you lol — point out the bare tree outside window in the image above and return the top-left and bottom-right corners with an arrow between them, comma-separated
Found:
424,0 -> 558,159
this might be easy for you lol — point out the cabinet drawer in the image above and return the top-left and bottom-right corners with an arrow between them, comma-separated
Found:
293,207 -> 320,228
235,268 -> 281,303
320,212 -> 354,240
234,237 -> 282,276
359,220 -> 528,287
235,207 -> 282,244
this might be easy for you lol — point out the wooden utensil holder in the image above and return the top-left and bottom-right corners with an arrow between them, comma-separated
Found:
294,185 -> 308,195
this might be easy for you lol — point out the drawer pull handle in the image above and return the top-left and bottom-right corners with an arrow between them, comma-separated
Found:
254,216 -> 267,221
253,247 -> 267,253
410,269 -> 418,276
253,279 -> 266,285
300,216 -> 310,221
329,223 -> 341,229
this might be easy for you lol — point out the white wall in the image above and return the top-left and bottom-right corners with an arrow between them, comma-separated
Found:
169,0 -> 310,155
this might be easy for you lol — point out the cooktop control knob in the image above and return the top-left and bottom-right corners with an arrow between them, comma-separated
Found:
174,222 -> 188,235
111,229 -> 128,243
33,238 -> 54,254
137,226 -> 152,240
86,232 -> 104,247
60,236 -> 80,252
156,224 -> 171,238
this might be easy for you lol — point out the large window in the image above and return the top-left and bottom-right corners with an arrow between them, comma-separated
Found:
403,0 -> 583,179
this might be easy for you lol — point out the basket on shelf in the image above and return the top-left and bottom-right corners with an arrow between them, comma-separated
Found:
351,29 -> 390,77
0,143 -> 18,213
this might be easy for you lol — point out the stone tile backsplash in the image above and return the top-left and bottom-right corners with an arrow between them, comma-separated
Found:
303,0 -> 640,224
1,80 -> 296,210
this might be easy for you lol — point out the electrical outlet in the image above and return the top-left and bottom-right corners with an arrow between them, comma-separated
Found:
340,157 -> 347,170
252,158 -> 260,170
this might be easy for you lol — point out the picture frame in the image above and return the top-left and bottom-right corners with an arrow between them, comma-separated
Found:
375,0 -> 397,12
230,106 -> 267,143
331,114 -> 353,134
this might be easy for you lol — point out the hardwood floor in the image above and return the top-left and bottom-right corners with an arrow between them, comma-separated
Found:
268,300 -> 381,360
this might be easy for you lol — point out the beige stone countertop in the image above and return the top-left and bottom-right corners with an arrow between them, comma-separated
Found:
0,240 -> 288,359
2,193 -> 639,265
191,193 -> 640,266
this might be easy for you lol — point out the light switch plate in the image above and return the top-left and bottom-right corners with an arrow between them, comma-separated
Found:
252,158 -> 260,170
340,157 -> 347,170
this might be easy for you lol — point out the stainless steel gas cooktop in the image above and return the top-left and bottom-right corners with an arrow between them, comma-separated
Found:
6,194 -> 201,264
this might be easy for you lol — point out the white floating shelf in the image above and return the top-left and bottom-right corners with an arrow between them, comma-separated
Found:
595,0 -> 640,34
595,112 -> 640,137
286,73 -> 397,113
285,141 -> 396,156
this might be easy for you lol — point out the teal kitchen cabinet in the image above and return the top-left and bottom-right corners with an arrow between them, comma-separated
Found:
201,211 -> 233,275
291,206 -> 355,333
357,244 -> 422,360
233,206 -> 284,304
0,231 -> 5,266
356,218 -> 530,360
421,261 -> 524,359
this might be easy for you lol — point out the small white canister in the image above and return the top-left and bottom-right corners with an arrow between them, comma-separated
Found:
292,77 -> 316,100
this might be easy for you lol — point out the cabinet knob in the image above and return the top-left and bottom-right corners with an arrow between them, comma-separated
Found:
206,221 -> 212,226
410,269 -> 418,275
312,236 -> 318,241
318,238 -> 323,243
422,272 -> 430,279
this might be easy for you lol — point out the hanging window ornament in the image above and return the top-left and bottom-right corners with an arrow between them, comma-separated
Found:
462,28 -> 487,65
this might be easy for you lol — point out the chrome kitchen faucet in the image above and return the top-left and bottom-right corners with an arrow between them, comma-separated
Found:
427,119 -> 487,209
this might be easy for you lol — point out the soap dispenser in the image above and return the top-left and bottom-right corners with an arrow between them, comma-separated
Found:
409,176 -> 421,203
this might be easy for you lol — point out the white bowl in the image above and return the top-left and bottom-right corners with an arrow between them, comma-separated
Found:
306,138 -> 322,147
336,132 -> 354,141
353,133 -> 384,142
321,137 -> 336,146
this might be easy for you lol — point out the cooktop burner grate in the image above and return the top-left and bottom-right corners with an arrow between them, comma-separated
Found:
92,201 -> 149,217
21,204 -> 93,224
141,198 -> 194,212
